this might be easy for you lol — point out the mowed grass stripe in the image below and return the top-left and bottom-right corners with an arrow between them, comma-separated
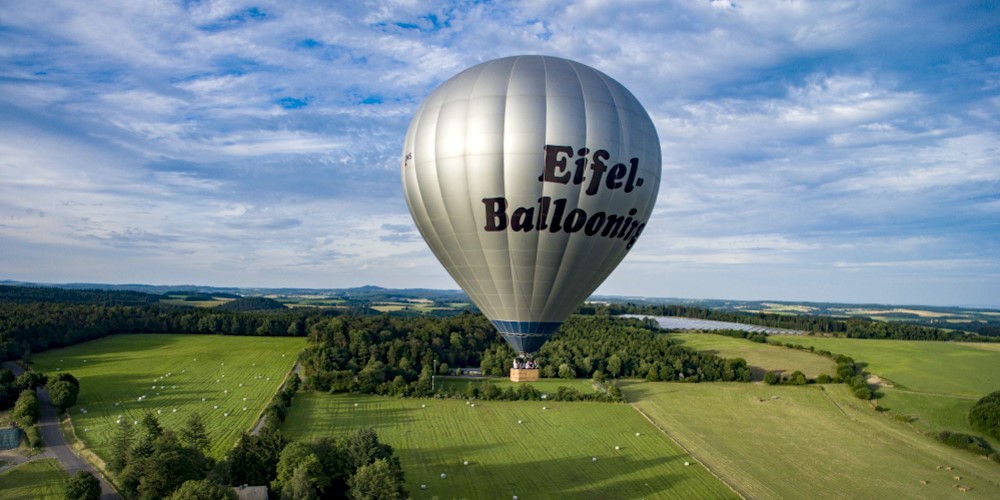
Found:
434,377 -> 597,395
283,392 -> 737,499
0,458 -> 70,500
31,334 -> 306,460
622,382 -> 1000,499
666,332 -> 837,379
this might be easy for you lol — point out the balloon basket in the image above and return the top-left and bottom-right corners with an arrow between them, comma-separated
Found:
510,368 -> 539,382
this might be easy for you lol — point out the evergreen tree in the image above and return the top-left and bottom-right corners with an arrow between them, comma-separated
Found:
109,418 -> 134,473
180,412 -> 211,452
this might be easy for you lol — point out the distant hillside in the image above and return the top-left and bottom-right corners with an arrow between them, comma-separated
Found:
4,280 -> 996,335
0,284 -> 161,306
215,297 -> 287,312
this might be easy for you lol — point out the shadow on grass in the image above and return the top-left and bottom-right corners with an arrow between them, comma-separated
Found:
410,453 -> 713,499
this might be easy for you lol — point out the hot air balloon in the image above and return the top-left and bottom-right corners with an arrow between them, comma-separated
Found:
401,55 -> 660,378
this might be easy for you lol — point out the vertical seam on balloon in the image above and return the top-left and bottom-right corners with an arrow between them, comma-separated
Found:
495,54 -> 523,323
426,72 -> 488,321
505,55 -> 543,323
574,68 -> 633,301
405,98 -> 460,298
538,59 -> 604,321
533,57 -> 578,322
462,58 -> 509,321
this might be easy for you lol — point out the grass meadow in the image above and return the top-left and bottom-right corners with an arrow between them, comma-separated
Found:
621,382 -> 1000,499
666,333 -> 837,380
768,335 -> 1000,445
31,334 -> 306,460
282,392 -> 738,499
0,458 -> 69,500
433,376 -> 598,395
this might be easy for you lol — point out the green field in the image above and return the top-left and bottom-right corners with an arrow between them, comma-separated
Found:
769,335 -> 1000,444
159,296 -> 234,308
621,382 -> 1000,499
0,459 -> 69,500
434,376 -> 598,396
667,333 -> 837,380
282,392 -> 738,499
31,334 -> 306,460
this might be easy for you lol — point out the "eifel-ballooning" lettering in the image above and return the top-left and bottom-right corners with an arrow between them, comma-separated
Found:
481,145 -> 648,249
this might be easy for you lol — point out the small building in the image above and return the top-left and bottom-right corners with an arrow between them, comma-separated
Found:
0,428 -> 20,450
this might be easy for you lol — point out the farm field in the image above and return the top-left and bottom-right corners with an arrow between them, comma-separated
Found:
31,334 -> 306,460
769,335 -> 1000,445
666,333 -> 837,380
0,458 -> 69,500
621,382 -> 1000,499
282,392 -> 738,499
434,376 -> 598,396
159,295 -> 234,308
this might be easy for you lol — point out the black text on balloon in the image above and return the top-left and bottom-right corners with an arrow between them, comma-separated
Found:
539,145 -> 644,195
482,196 -> 646,250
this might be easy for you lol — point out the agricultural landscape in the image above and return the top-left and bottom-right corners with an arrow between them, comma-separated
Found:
1,284 -> 999,499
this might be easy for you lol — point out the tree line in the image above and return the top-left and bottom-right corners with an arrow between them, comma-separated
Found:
300,314 -> 751,398
591,303 -> 999,341
104,409 -> 406,499
0,301 -> 335,361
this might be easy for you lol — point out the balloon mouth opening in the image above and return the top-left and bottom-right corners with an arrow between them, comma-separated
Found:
491,320 -> 560,355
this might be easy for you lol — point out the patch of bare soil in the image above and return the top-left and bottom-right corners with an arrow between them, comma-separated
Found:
866,374 -> 894,388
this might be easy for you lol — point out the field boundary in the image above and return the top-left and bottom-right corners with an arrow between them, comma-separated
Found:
817,385 -> 849,418
884,387 -> 979,400
60,414 -> 121,492
629,403 -> 747,499
250,361 -> 302,436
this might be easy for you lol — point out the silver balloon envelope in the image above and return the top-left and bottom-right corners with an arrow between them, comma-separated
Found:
401,55 -> 660,354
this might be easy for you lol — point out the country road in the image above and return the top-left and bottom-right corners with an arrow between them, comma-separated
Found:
2,361 -> 120,499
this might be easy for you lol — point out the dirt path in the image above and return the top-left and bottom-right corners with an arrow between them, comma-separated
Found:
250,361 -> 302,436
2,361 -> 120,499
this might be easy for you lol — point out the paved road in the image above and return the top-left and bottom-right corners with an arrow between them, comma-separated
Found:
3,362 -> 120,499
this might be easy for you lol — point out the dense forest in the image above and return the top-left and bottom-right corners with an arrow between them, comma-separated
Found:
590,303 -> 999,341
300,314 -> 750,397
0,285 -> 161,305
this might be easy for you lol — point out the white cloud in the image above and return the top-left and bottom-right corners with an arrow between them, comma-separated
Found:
0,0 -> 997,305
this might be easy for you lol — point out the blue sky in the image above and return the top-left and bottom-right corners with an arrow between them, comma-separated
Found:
1,1 -> 998,307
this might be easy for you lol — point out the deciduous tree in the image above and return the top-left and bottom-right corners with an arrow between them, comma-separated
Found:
64,471 -> 100,500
